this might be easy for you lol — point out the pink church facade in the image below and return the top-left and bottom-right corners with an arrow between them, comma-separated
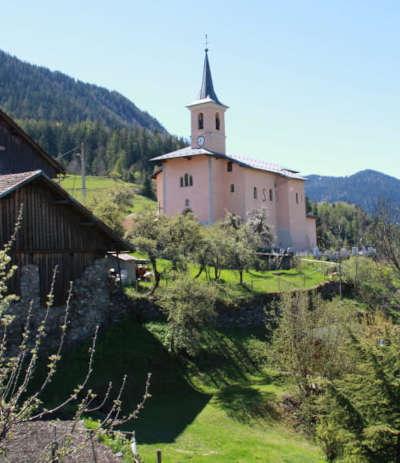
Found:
152,49 -> 317,250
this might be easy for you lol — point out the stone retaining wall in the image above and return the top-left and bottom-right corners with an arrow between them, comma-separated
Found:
5,266 -> 352,354
126,280 -> 353,328
6,259 -> 131,352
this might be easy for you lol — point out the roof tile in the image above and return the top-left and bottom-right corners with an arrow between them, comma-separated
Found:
0,170 -> 42,196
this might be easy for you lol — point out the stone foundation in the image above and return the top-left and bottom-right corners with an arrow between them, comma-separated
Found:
120,280 -> 353,328
6,259 -> 132,352
5,268 -> 352,354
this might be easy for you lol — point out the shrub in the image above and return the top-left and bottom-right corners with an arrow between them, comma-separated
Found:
157,275 -> 217,356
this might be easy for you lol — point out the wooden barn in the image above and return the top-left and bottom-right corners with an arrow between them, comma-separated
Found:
0,109 -> 132,304
0,109 -> 64,178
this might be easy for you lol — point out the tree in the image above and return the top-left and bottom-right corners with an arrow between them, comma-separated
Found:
129,211 -> 169,294
141,174 -> 156,200
370,201 -> 400,276
157,275 -> 217,355
162,212 -> 204,272
310,202 -> 370,250
342,257 -> 400,320
316,314 -> 400,462
272,293 -> 355,397
0,222 -> 151,460
196,225 -> 230,281
222,213 -> 260,285
247,209 -> 273,250
84,185 -> 134,237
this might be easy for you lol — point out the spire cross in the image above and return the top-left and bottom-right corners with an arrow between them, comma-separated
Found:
205,34 -> 209,53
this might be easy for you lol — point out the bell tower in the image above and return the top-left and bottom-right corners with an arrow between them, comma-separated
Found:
187,46 -> 228,154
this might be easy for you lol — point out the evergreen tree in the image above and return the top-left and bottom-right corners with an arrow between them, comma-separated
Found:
141,174 -> 156,200
317,315 -> 400,462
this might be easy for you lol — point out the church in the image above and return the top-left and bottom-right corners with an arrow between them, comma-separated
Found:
151,49 -> 317,250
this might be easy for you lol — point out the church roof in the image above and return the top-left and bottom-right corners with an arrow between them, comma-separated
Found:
150,147 -> 305,180
198,49 -> 224,106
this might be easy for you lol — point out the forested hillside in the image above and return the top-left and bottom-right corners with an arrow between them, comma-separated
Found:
306,169 -> 400,214
0,49 -> 186,178
19,119 -> 184,177
0,49 -> 163,130
308,201 -> 371,249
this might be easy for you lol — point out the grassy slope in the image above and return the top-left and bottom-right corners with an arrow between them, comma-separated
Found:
56,174 -> 327,461
40,319 -> 325,463
135,254 -> 329,297
60,174 -> 156,214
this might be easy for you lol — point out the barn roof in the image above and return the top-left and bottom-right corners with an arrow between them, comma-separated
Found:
0,170 -> 42,196
0,108 -> 65,175
150,147 -> 305,180
0,170 -> 133,251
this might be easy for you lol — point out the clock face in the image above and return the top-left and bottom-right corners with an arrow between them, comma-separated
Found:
197,135 -> 205,147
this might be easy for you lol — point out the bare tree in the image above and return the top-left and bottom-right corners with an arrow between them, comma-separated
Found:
0,213 -> 151,461
371,200 -> 400,274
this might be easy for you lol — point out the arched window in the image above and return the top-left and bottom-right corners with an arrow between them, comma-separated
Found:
253,187 -> 258,199
215,113 -> 220,130
185,198 -> 190,208
198,113 -> 204,130
181,173 -> 193,187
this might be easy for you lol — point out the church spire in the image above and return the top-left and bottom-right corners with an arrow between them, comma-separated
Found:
199,46 -> 222,105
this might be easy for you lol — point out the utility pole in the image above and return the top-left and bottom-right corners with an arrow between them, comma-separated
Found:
80,142 -> 87,199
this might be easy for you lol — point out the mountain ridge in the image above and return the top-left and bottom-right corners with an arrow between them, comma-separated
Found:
0,49 -> 185,177
0,49 -> 164,131
305,169 -> 400,214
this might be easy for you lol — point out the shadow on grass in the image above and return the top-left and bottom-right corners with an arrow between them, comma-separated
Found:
246,270 -> 275,280
272,271 -> 301,277
187,328 -> 267,389
214,385 -> 279,423
33,315 -> 211,445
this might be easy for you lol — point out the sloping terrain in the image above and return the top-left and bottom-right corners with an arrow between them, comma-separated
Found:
0,49 -> 164,130
39,318 -> 325,462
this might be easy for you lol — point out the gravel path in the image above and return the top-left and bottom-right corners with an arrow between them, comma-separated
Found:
1,420 -> 124,462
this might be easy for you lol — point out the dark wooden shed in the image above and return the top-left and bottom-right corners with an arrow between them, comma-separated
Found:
0,171 -> 132,304
0,109 -> 65,178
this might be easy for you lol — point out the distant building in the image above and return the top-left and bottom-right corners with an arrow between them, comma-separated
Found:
107,252 -> 138,286
152,49 -> 316,250
0,110 -> 132,303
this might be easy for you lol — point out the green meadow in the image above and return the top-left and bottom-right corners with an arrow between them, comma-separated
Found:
60,174 -> 156,214
41,319 -> 325,463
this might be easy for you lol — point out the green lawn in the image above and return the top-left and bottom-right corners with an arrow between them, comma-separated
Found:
39,319 -> 325,463
60,174 -> 156,214
133,255 -> 330,298
139,397 -> 324,463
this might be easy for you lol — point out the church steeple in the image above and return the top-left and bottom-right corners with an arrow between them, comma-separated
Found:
187,42 -> 228,154
199,49 -> 223,105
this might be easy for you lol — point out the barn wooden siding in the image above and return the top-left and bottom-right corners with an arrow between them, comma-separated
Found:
0,180 -> 117,304
0,119 -> 59,178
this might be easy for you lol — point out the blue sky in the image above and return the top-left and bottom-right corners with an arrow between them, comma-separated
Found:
2,0 -> 400,177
